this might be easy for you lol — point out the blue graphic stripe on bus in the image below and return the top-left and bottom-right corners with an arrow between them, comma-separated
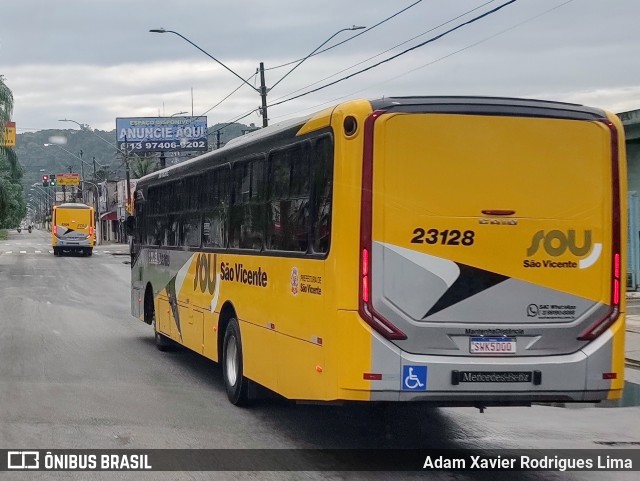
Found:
402,365 -> 428,391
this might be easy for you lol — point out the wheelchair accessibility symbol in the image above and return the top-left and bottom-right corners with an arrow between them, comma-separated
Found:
402,365 -> 428,391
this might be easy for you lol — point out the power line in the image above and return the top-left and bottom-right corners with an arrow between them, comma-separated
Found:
207,108 -> 260,140
269,0 -> 499,104
379,0 -> 576,88
269,0 -> 575,122
197,71 -> 258,119
265,0 -> 424,71
267,0 -> 518,110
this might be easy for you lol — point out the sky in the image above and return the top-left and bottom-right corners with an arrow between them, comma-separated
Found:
1,0 -> 639,133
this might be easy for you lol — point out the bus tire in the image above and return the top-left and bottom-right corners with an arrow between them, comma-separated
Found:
222,318 -> 251,406
151,308 -> 171,352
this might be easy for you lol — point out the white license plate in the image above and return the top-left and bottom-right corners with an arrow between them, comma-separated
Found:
469,337 -> 516,354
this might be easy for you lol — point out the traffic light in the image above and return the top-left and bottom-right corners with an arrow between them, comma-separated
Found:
50,177 -> 56,187
42,175 -> 49,187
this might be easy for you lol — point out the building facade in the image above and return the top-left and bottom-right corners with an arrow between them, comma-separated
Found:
619,109 -> 640,289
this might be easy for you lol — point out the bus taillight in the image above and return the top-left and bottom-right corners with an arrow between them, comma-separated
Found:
578,121 -> 621,342
90,226 -> 94,236
362,249 -> 369,303
53,225 -> 57,236
357,111 -> 407,341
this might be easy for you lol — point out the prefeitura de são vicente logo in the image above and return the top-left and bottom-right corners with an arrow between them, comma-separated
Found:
290,267 -> 300,296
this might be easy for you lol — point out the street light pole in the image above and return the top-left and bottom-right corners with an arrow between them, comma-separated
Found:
79,180 -> 102,245
124,135 -> 131,220
58,119 -> 119,150
269,25 -> 365,90
31,185 -> 54,229
149,26 -> 365,128
79,149 -> 85,202
150,28 -> 266,126
43,143 -> 108,177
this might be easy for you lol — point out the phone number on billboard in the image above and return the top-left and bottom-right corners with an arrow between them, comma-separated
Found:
127,141 -> 207,150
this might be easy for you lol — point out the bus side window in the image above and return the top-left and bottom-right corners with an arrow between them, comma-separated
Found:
311,136 -> 333,254
203,167 -> 229,249
229,158 -> 265,250
266,144 -> 310,253
163,217 -> 179,247
181,214 -> 202,248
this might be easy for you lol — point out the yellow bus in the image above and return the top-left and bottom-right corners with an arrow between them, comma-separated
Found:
130,96 -> 627,407
52,203 -> 95,256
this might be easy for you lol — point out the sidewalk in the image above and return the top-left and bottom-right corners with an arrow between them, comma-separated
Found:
624,293 -> 640,393
625,314 -> 640,366
625,291 -> 640,365
95,240 -> 128,248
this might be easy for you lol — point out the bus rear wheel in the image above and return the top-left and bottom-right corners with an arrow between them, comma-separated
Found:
222,318 -> 251,406
151,307 -> 171,352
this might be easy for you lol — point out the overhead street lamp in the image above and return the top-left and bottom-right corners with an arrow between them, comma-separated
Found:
149,25 -> 365,127
30,185 -> 55,228
59,118 -> 132,221
43,143 -> 109,188
79,179 -> 102,244
170,111 -> 188,117
31,184 -> 55,202
58,118 -> 119,150
269,25 -> 366,90
43,143 -> 107,170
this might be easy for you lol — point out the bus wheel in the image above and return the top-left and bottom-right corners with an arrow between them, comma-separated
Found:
152,310 -> 171,352
222,318 -> 251,406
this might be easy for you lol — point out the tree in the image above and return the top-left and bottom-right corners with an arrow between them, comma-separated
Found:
0,75 -> 12,123
131,155 -> 157,179
1,75 -> 15,221
0,76 -> 26,227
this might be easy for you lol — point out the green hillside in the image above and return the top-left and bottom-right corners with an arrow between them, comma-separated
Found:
16,122 -> 256,192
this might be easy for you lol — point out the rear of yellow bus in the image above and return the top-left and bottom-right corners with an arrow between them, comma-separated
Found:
356,97 -> 626,405
52,203 -> 95,257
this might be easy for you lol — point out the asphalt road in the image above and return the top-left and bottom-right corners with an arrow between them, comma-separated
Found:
1,228 -> 639,481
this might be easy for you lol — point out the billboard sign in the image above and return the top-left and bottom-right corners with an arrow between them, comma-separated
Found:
116,116 -> 208,153
56,173 -> 80,186
1,121 -> 16,147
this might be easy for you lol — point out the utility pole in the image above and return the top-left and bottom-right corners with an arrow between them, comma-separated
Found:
259,62 -> 268,128
215,130 -> 221,149
159,151 -> 166,169
124,136 -> 131,219
92,156 -> 97,181
79,149 -> 84,202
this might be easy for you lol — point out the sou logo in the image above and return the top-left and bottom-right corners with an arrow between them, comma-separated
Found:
526,230 -> 602,269
193,253 -> 218,294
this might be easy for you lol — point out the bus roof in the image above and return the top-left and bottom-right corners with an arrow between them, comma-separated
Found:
55,203 -> 92,210
134,95 -> 609,191
369,96 -> 607,119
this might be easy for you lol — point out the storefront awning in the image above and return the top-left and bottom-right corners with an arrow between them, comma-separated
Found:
100,211 -> 118,221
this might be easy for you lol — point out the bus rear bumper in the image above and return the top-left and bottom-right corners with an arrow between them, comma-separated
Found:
53,239 -> 92,248
359,322 -> 622,404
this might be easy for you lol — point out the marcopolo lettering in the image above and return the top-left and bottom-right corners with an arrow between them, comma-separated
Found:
526,230 -> 592,257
